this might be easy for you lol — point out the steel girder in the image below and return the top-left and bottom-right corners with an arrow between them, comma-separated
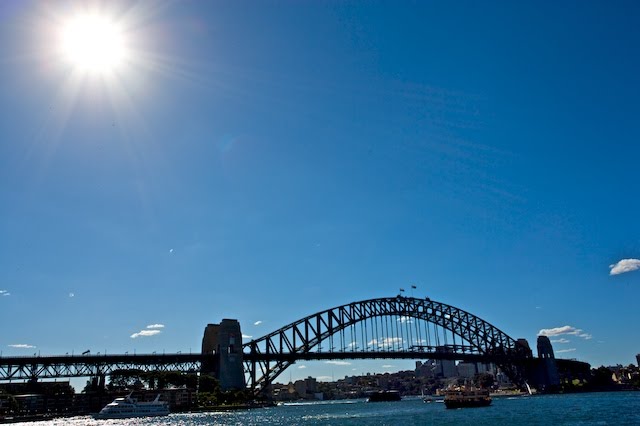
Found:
0,354 -> 205,381
243,296 -> 532,393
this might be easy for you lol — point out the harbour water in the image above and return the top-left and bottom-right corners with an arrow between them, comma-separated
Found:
20,392 -> 640,425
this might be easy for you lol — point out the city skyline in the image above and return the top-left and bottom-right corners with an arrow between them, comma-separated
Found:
1,1 -> 640,385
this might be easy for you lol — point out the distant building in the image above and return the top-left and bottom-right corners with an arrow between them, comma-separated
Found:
636,354 -> 640,368
293,377 -> 322,400
433,347 -> 457,378
415,360 -> 435,378
456,362 -> 477,378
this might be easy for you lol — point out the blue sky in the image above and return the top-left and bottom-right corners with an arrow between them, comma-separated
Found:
1,1 -> 639,384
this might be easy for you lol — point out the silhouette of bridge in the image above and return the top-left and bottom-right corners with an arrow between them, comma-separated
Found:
2,296 -> 583,394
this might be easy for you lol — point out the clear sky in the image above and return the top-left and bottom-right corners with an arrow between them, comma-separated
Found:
1,1 -> 639,384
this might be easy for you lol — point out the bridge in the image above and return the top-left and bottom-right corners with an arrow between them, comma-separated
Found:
2,296 -> 582,394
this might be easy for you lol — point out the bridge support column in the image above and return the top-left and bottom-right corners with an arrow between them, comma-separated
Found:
201,319 -> 245,390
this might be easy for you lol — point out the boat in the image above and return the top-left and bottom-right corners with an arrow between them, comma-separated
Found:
443,387 -> 491,409
93,393 -> 170,419
367,390 -> 401,402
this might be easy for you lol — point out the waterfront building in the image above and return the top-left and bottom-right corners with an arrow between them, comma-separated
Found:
636,354 -> 640,368
294,376 -> 318,399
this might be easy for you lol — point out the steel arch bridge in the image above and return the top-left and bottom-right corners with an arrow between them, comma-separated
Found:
242,296 -> 532,393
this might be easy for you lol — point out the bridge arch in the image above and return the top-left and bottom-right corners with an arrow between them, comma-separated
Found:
243,296 -> 532,393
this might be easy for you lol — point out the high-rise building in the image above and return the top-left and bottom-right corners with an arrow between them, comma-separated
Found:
433,346 -> 457,378
457,362 -> 477,378
636,353 -> 640,368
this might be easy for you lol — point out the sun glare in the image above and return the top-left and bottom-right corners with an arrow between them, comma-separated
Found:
60,14 -> 127,74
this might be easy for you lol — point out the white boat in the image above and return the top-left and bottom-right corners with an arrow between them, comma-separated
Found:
93,393 -> 170,419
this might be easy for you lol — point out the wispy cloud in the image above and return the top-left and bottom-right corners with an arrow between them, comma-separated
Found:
609,259 -> 640,275
69,292 -> 75,298
242,334 -> 253,339
325,360 -> 351,366
298,365 -> 307,369
0,290 -> 10,297
254,320 -> 262,326
146,324 -> 165,329
551,338 -> 570,344
316,376 -> 332,381
8,344 -> 36,348
368,337 -> 404,347
538,325 -> 592,340
556,348 -> 576,353
130,329 -> 161,339
382,364 -> 395,368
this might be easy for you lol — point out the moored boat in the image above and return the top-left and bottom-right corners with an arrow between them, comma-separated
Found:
367,390 -> 401,402
93,393 -> 169,419
443,387 -> 491,409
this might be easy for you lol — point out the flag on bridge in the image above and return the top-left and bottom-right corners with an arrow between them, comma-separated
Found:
400,288 -> 405,292
411,285 -> 417,289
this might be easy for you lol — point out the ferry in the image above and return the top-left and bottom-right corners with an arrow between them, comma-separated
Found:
367,390 -> 401,402
443,387 -> 491,409
93,393 -> 170,419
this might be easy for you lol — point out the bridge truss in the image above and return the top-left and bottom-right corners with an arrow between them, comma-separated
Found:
0,354 -> 205,381
243,296 -> 532,393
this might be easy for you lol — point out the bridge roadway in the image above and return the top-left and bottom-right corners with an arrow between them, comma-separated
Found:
1,346 -> 498,381
0,353 -> 206,381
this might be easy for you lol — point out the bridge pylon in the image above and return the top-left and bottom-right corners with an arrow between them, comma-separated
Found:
201,319 -> 245,390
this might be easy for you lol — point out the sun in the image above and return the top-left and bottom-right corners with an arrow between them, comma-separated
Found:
60,13 -> 128,74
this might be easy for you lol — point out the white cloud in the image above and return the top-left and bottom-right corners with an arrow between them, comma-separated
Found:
316,376 -> 333,381
609,258 -> 640,275
298,365 -> 307,369
325,360 -> 351,366
556,348 -> 576,353
169,248 -> 174,253
254,320 -> 262,326
130,329 -> 161,339
396,316 -> 413,324
551,338 -> 570,344
69,292 -> 75,298
9,344 -> 36,348
0,290 -> 10,296
538,325 -> 592,340
146,324 -> 165,329
381,364 -> 395,368
538,325 -> 578,336
242,334 -> 253,339
368,337 -> 404,347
